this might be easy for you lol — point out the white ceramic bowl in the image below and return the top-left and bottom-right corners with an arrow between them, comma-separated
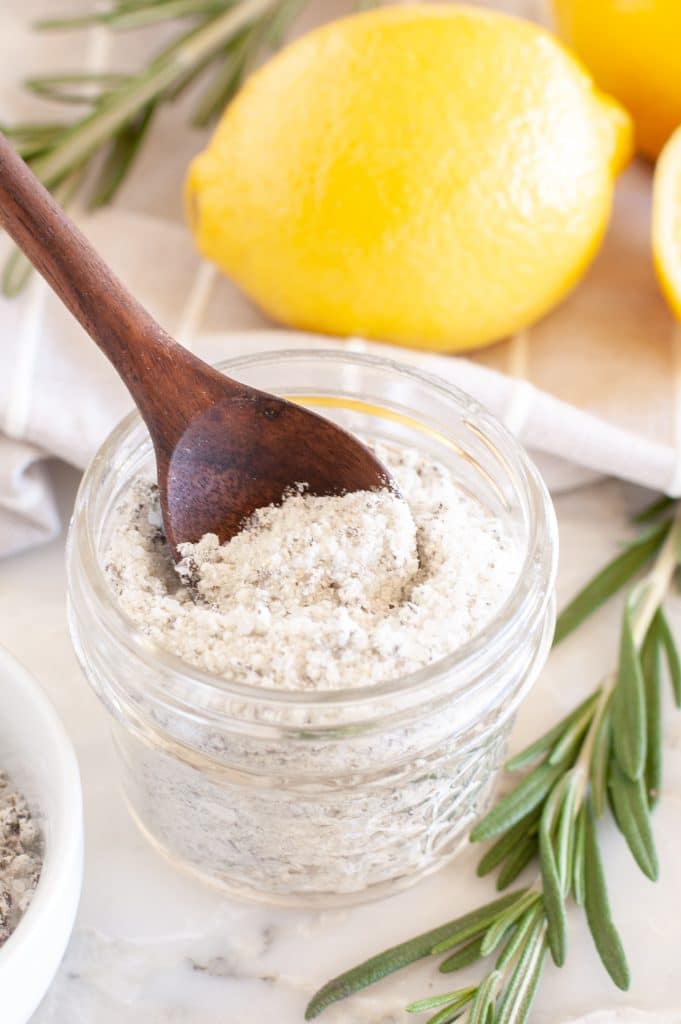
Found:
0,645 -> 83,1024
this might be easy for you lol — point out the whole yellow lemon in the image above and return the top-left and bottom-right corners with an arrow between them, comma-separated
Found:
186,4 -> 631,352
553,0 -> 681,160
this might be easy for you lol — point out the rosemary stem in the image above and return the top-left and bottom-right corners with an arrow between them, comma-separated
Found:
29,0 -> 278,186
631,510 -> 681,647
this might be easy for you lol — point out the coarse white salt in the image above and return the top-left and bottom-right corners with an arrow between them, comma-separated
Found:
104,442 -> 521,689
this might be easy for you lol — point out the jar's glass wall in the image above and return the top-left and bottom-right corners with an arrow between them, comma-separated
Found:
67,351 -> 557,906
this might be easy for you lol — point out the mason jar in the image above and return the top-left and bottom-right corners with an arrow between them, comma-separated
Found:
66,349 -> 558,907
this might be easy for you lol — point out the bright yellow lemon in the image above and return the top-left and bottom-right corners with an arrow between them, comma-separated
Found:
653,126 -> 681,320
186,4 -> 632,352
553,0 -> 681,160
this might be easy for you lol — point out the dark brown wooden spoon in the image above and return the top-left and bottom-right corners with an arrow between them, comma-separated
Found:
0,133 -> 392,555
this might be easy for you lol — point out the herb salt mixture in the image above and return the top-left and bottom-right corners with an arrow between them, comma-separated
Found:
105,443 -> 521,688
0,772 -> 42,945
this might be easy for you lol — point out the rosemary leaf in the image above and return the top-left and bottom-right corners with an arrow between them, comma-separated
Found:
425,1001 -> 470,1024
590,702 -> 612,818
505,693 -> 598,772
470,762 -> 566,843
495,917 -> 548,1024
538,783 -> 567,966
468,969 -> 501,1024
38,0 -> 228,31
25,72 -> 127,105
88,101 -> 156,209
430,891 -> 528,956
611,603 -> 647,781
583,801 -> 630,991
303,892 -> 524,1019
407,986 -> 477,1014
548,703 -> 597,766
633,495 -> 675,525
266,0 -> 309,46
480,890 -> 539,957
572,805 -> 586,906
476,808 -> 540,877
657,608 -> 681,707
496,835 -> 538,891
190,27 -> 254,126
608,761 -> 658,881
0,122 -> 68,151
555,772 -> 579,897
495,904 -> 541,971
553,520 -> 671,647
438,934 -> 487,974
642,619 -> 663,807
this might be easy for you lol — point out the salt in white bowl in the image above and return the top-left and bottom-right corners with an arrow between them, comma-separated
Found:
0,645 -> 83,1024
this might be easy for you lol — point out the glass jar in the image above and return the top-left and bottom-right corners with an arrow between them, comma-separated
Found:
66,350 -> 558,907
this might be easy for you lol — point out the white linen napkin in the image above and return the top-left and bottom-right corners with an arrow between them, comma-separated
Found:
0,0 -> 679,556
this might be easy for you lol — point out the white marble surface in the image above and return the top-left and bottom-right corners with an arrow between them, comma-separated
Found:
2,465 -> 681,1024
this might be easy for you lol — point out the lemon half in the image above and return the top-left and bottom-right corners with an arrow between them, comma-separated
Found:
653,126 -> 681,321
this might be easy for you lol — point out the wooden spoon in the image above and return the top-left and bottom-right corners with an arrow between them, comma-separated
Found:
0,134 -> 392,556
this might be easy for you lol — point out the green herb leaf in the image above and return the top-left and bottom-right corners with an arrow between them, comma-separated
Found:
612,603 -> 647,781
633,495 -> 675,525
496,835 -> 538,891
609,761 -> 658,881
505,694 -> 599,772
25,71 -> 128,105
424,1001 -> 470,1024
304,891 -> 524,1019
407,986 -> 477,1014
480,890 -> 539,957
468,970 -> 501,1024
495,904 -> 542,971
590,702 -> 612,818
429,891 -> 528,957
556,772 -> 579,897
495,917 -> 548,1024
438,935 -> 486,974
553,520 -> 670,647
471,762 -> 566,843
572,805 -> 586,907
538,783 -> 567,966
548,702 -> 597,765
656,608 -> 681,707
583,800 -> 630,990
641,619 -> 663,807
190,27 -> 254,126
38,0 -> 232,31
88,101 -> 156,209
477,808 -> 540,877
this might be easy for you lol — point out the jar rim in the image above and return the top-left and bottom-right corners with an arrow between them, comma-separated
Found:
70,348 -> 558,710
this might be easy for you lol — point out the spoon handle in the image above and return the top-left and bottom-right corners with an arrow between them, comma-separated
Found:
0,133 -> 228,427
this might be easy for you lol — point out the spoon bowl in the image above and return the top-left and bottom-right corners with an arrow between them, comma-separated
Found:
159,376 -> 392,553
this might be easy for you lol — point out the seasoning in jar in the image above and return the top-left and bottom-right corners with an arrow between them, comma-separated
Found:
104,442 -> 521,689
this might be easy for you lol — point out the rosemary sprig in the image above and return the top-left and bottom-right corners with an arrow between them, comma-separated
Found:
3,0 -> 369,295
306,496 -> 681,1022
